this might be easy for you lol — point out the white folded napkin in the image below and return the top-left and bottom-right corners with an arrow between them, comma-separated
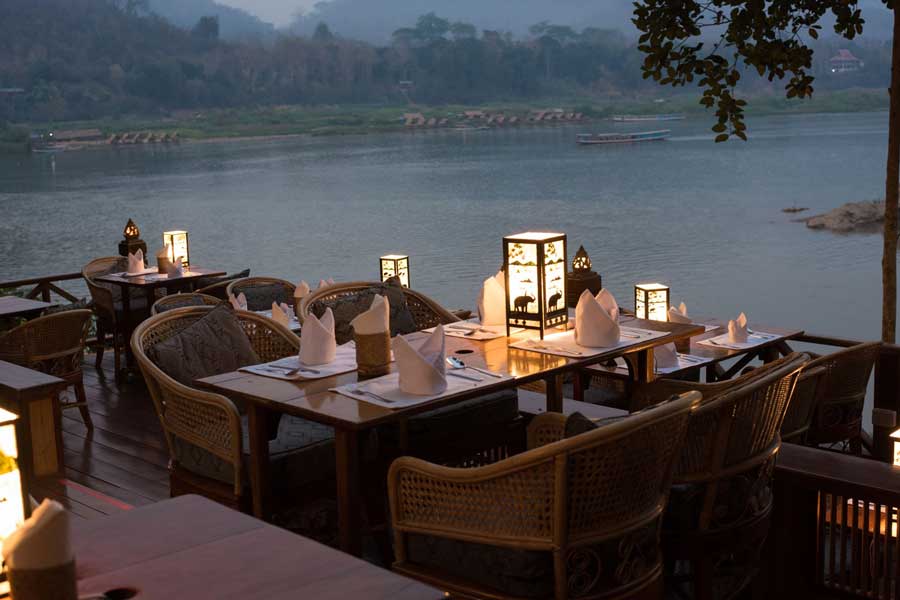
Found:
300,308 -> 337,365
393,325 -> 447,395
574,289 -> 620,348
127,249 -> 145,275
668,302 -> 691,324
350,294 -> 390,335
655,342 -> 679,369
318,278 -> 335,289
477,270 -> 506,326
728,312 -> 750,343
294,280 -> 311,300
229,292 -> 248,311
2,499 -> 72,570
270,301 -> 292,328
164,256 -> 184,277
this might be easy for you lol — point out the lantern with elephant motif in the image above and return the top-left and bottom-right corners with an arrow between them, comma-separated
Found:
503,232 -> 568,338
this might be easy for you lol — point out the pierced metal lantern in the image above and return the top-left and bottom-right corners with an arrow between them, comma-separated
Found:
380,254 -> 410,288
162,230 -> 190,267
0,409 -> 28,540
118,219 -> 147,258
566,245 -> 602,308
503,232 -> 568,338
635,283 -> 670,321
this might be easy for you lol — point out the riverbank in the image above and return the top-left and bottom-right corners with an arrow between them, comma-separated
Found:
12,87 -> 889,150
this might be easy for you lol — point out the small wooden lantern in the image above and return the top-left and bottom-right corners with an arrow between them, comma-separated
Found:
0,408 -> 27,538
503,232 -> 568,338
892,429 -> 900,466
117,219 -> 147,259
162,230 -> 190,267
635,283 -> 670,321
566,245 -> 602,308
380,255 -> 410,288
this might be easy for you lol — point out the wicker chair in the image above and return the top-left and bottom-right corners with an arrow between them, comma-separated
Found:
804,342 -> 881,453
0,309 -> 94,428
196,279 -> 236,301
389,391 -> 703,600
298,281 -> 459,329
780,365 -> 827,444
151,293 -> 222,315
82,256 -> 135,378
131,306 -> 333,510
226,277 -> 296,312
630,353 -> 807,600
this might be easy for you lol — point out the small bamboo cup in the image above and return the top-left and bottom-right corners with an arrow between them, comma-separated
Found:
7,560 -> 78,600
354,331 -> 391,379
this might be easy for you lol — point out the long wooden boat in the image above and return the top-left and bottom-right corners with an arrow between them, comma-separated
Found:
576,130 -> 671,145
611,113 -> 685,122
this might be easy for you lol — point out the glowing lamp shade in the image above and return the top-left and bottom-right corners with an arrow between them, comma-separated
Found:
0,409 -> 26,545
162,230 -> 190,267
503,232 -> 568,338
380,255 -> 410,288
892,429 -> 900,466
635,283 -> 670,321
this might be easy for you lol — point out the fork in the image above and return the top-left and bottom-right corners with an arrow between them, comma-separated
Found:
347,387 -> 395,403
267,364 -> 320,375
529,342 -> 583,356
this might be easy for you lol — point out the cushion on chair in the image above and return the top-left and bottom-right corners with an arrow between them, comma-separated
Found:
313,278 -> 418,344
241,284 -> 292,312
405,534 -> 553,599
156,295 -> 209,313
147,304 -> 260,387
193,269 -> 251,290
172,414 -> 336,489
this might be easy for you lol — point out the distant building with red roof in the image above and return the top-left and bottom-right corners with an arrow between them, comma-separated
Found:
830,49 -> 863,73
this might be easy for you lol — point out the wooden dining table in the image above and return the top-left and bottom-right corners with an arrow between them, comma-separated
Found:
73,494 -> 442,600
0,296 -> 54,320
197,317 -> 702,556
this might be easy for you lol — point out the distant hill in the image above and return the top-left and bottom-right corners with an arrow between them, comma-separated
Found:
148,0 -> 275,41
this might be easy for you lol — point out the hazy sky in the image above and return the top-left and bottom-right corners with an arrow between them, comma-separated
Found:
218,0 -> 315,25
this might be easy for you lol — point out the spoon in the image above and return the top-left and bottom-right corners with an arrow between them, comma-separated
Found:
446,356 -> 503,378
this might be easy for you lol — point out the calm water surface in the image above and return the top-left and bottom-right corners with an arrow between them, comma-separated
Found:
0,112 -> 891,344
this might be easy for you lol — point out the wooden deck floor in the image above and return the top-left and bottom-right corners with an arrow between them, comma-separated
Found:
32,353 -> 169,520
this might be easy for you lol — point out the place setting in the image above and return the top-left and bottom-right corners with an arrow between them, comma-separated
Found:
697,312 -> 780,351
667,301 -> 721,332
510,288 -> 667,358
426,270 -> 523,340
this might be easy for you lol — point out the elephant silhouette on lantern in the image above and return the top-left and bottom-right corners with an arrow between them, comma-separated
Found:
548,292 -> 562,311
514,294 -> 535,312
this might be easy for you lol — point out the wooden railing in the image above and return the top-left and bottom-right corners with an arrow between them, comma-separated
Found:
769,444 -> 900,598
0,272 -> 84,303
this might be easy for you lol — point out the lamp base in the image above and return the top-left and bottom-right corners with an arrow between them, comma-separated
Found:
567,272 -> 602,307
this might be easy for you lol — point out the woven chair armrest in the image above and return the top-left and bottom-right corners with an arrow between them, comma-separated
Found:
85,281 -> 115,315
527,413 -> 567,449
388,454 -> 557,545
630,378 -> 730,411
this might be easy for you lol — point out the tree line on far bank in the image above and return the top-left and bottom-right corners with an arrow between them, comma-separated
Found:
0,0 -> 893,124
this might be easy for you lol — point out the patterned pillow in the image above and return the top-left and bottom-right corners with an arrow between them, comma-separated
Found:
241,283 -> 292,312
147,304 -> 260,387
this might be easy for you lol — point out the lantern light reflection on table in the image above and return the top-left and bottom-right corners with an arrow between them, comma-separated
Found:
0,408 -> 26,546
503,232 -> 568,339
162,230 -> 190,267
634,283 -> 671,322
380,255 -> 410,287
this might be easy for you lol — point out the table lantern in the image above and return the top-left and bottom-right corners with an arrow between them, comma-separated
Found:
0,409 -> 27,541
566,245 -> 602,308
892,429 -> 900,466
380,255 -> 410,287
503,232 -> 568,338
118,219 -> 147,259
162,230 -> 190,267
634,283 -> 670,321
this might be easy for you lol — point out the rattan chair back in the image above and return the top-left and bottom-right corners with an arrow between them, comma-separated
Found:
225,277 -> 296,311
151,293 -> 222,315
82,256 -> 128,320
389,391 -> 702,600
0,309 -> 92,378
780,365 -> 827,444
131,306 -> 299,496
298,281 -> 458,329
805,342 -> 881,448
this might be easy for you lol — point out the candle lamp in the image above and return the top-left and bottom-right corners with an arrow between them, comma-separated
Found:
162,230 -> 190,267
117,219 -> 147,259
566,245 -> 602,308
0,408 -> 27,540
380,254 -> 410,287
503,232 -> 568,338
634,283 -> 671,321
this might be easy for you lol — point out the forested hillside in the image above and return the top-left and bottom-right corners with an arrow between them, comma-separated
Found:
0,0 -> 891,124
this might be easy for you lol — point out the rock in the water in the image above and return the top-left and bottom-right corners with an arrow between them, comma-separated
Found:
804,200 -> 886,233
782,206 -> 809,214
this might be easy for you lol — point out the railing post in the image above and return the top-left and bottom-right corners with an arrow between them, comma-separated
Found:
873,349 -> 900,462
40,283 -> 51,303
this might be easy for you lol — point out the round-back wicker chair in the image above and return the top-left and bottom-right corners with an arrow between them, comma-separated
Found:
634,352 -> 808,600
226,277 -> 296,312
82,256 -> 129,376
780,364 -> 828,444
151,293 -> 222,315
131,306 -> 300,508
804,341 -> 881,453
298,281 -> 458,330
388,391 -> 702,600
0,309 -> 94,428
